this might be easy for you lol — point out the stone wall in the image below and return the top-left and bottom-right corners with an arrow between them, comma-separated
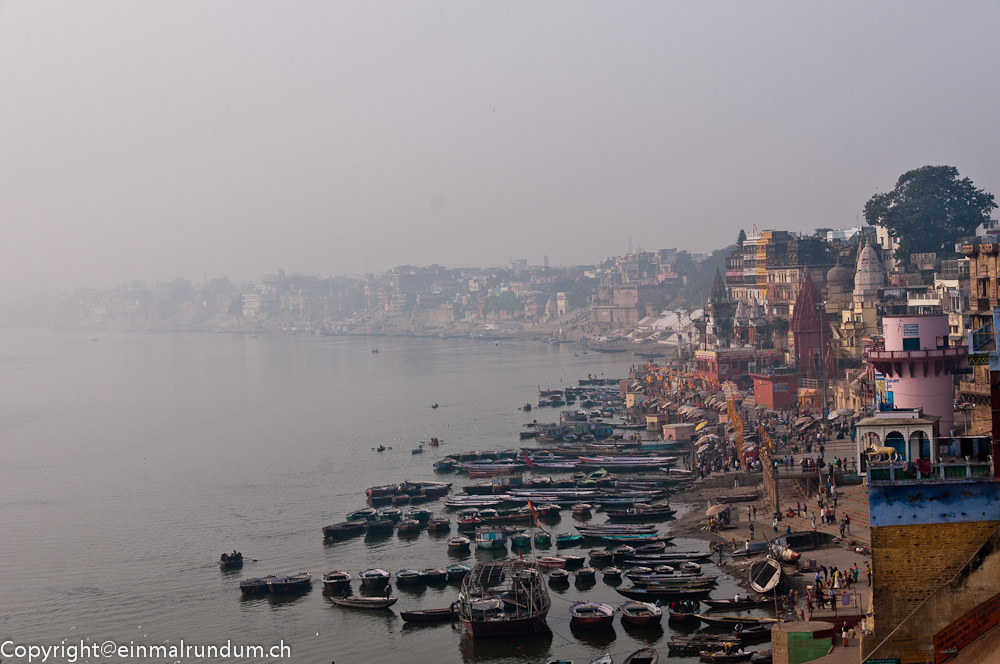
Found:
863,523 -> 1000,663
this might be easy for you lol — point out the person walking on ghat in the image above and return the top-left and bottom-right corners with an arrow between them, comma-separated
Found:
749,522 -> 755,539
810,512 -> 816,531
866,563 -> 872,585
752,505 -> 756,521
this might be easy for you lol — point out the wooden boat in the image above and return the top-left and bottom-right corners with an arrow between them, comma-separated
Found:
396,569 -> 423,585
457,560 -> 550,636
618,601 -> 663,627
475,525 -> 508,550
548,568 -> 570,584
406,508 -> 433,523
666,636 -> 732,654
427,517 -> 451,532
589,550 -> 614,566
770,543 -> 800,562
397,519 -> 422,534
602,534 -> 673,546
239,575 -> 277,595
667,600 -> 701,625
626,571 -> 716,584
400,606 -> 458,622
359,568 -> 390,588
391,494 -> 411,505
621,551 -> 714,565
538,503 -> 562,516
556,533 -> 584,547
695,614 -> 779,628
623,647 -> 660,664
363,518 -> 395,534
748,558 -> 785,594
616,586 -> 713,601
576,524 -> 658,535
448,536 -> 471,551
611,545 -> 636,560
731,541 -> 769,557
534,532 -> 552,547
321,570 -> 351,591
635,542 -> 667,554
267,573 -> 312,594
572,503 -> 593,516
732,624 -> 774,644
561,554 -> 585,570
446,564 -> 471,582
703,596 -> 773,610
699,650 -> 752,662
330,594 -> 398,609
377,508 -> 403,522
420,568 -> 448,584
630,577 -> 715,590
716,493 -> 758,504
605,504 -> 676,522
537,556 -> 567,569
575,566 -> 596,580
569,601 -> 615,628
322,521 -> 366,539
420,482 -> 451,498
347,507 -> 377,521
511,532 -> 532,548
433,459 -> 457,471
457,512 -> 484,532
218,553 -> 244,569
602,566 -> 622,579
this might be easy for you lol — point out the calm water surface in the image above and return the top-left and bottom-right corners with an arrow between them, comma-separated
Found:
1,330 -> 749,663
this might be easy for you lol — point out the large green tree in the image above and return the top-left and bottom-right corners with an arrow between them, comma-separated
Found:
864,165 -> 996,262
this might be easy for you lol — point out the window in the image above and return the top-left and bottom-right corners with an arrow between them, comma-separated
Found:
902,337 -> 920,351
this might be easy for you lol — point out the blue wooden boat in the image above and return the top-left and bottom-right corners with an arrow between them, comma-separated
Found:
446,564 -> 471,582
556,533 -> 584,547
396,569 -> 423,585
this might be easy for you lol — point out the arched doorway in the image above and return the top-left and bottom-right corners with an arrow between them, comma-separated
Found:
858,431 -> 881,471
885,431 -> 905,460
909,431 -> 929,461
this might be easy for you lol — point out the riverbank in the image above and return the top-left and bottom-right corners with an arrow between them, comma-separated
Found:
668,436 -> 873,631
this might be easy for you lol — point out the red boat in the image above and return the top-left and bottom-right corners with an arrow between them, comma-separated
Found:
569,601 -> 615,629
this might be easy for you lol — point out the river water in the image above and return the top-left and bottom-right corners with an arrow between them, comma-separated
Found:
1,330 -> 747,663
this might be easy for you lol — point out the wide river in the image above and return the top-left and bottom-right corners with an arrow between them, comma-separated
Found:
1,330 -> 745,664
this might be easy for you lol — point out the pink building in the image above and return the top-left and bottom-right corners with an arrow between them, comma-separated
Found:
867,315 -> 966,434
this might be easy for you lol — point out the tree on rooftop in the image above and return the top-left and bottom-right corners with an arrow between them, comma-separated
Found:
863,165 -> 996,262
737,229 -> 747,247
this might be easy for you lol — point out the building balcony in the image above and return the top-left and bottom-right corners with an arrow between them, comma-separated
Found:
867,459 -> 993,485
960,381 -> 991,396
867,347 -> 967,361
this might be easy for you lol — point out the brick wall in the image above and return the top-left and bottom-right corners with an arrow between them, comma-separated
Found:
865,521 -> 1000,661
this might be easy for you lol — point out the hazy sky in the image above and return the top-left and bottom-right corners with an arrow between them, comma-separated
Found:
3,2 -> 999,293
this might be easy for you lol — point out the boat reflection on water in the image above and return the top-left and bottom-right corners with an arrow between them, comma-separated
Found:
458,624 -> 553,662
620,620 -> 664,644
569,619 -> 617,649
